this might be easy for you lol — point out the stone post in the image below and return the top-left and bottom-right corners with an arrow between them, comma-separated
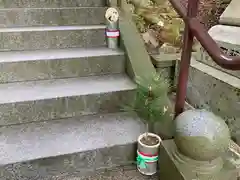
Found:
158,110 -> 240,180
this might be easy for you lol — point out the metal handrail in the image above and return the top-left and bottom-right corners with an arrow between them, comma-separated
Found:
170,0 -> 240,117
170,0 -> 240,70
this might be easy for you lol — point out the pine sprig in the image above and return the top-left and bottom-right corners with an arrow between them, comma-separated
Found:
124,73 -> 173,133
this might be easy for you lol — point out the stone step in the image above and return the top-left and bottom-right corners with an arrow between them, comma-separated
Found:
195,25 -> 240,79
0,7 -> 106,27
220,0 -> 240,26
0,25 -> 106,51
0,0 -> 106,8
0,112 -> 145,180
186,59 -> 240,144
0,74 -> 136,126
0,47 -> 125,83
50,166 -> 158,180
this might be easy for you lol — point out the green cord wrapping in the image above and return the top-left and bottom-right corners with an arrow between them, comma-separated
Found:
137,151 -> 158,169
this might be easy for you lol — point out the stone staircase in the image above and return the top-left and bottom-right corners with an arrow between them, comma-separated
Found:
187,0 -> 240,145
0,0 -> 239,179
0,0 -> 148,179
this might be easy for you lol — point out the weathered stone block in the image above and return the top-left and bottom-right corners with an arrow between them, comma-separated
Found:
220,0 -> 240,26
195,25 -> 240,79
156,67 -> 174,83
151,53 -> 178,87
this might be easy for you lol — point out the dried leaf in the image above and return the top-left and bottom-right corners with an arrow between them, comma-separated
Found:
142,30 -> 159,48
132,14 -> 147,33
131,0 -> 229,51
128,0 -> 153,8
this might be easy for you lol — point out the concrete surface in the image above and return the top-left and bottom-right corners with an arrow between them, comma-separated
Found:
220,0 -> 240,26
0,112 -> 146,179
0,25 -> 106,51
0,7 -> 106,27
0,47 -> 125,83
0,74 -> 136,126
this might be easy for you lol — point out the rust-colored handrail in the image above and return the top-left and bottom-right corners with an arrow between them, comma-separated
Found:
170,0 -> 240,70
171,0 -> 240,117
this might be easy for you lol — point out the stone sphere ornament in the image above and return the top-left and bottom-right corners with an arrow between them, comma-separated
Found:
174,109 -> 231,161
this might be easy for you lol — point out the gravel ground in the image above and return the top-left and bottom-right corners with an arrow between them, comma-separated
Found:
45,166 -> 158,180
180,0 -> 230,29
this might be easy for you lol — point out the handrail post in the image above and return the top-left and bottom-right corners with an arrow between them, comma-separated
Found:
174,0 -> 199,118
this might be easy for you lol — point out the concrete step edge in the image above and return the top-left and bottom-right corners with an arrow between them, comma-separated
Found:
0,47 -> 124,63
0,0 -> 106,8
0,7 -> 107,10
0,74 -> 136,104
0,25 -> 106,32
0,7 -> 107,27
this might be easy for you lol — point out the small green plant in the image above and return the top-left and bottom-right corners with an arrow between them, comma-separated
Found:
124,73 -> 173,137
